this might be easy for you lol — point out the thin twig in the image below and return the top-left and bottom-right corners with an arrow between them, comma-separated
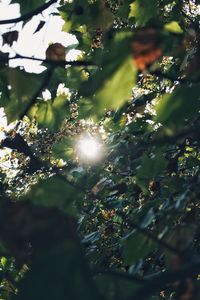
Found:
182,10 -> 195,24
0,54 -> 94,67
18,66 -> 54,121
0,0 -> 57,25
129,221 -> 183,256
152,70 -> 190,84
150,125 -> 197,146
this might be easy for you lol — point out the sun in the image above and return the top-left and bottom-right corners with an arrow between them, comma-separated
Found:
76,135 -> 103,163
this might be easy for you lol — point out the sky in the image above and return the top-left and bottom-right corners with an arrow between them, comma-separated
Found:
0,0 -> 79,73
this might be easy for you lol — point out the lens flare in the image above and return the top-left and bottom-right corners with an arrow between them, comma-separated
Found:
76,135 -> 103,163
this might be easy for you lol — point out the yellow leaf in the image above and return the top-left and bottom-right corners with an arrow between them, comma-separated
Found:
165,21 -> 183,34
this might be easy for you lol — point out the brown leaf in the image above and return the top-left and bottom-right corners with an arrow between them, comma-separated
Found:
102,209 -> 116,220
2,31 -> 19,46
132,28 -> 162,71
46,43 -> 65,61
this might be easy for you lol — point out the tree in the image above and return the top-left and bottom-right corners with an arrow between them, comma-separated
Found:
0,0 -> 200,299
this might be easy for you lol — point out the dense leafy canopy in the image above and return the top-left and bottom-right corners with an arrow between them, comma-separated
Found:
0,0 -> 200,300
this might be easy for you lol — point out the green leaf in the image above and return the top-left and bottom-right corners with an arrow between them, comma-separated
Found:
79,56 -> 136,118
59,0 -> 92,32
60,0 -> 113,34
23,175 -> 82,215
81,33 -> 133,95
129,0 -> 158,26
136,154 -> 167,192
94,56 -> 136,110
155,84 -> 200,129
29,95 -> 70,131
0,256 -> 7,268
0,67 -> 45,123
122,231 -> 155,264
118,0 -> 133,19
78,32 -> 136,118
11,0 -> 45,15
89,0 -> 114,32
52,137 -> 74,161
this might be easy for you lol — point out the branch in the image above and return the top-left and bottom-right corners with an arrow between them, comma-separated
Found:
1,68 -> 54,173
0,53 -> 93,67
127,259 -> 200,300
0,0 -> 57,25
151,70 -> 190,84
181,10 -> 195,25
18,66 -> 54,121
1,133 -> 43,173
94,270 -> 145,284
124,124 -> 198,154
8,54 -> 94,67
129,221 -> 183,256
150,124 -> 197,146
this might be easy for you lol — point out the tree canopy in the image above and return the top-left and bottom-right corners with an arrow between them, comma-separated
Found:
0,0 -> 200,299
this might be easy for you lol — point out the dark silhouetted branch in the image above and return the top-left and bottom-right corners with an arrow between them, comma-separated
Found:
152,70 -> 187,83
94,269 -> 145,284
129,221 -> 183,256
0,0 -> 57,25
9,54 -> 94,67
127,259 -> 200,300
0,53 -> 94,67
18,66 -> 54,120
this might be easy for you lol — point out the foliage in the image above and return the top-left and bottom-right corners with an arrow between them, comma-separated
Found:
0,1 -> 200,300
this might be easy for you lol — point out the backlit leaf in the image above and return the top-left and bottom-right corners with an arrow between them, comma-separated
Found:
155,84 -> 200,129
0,67 -> 45,123
129,0 -> 158,26
29,95 -> 70,131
